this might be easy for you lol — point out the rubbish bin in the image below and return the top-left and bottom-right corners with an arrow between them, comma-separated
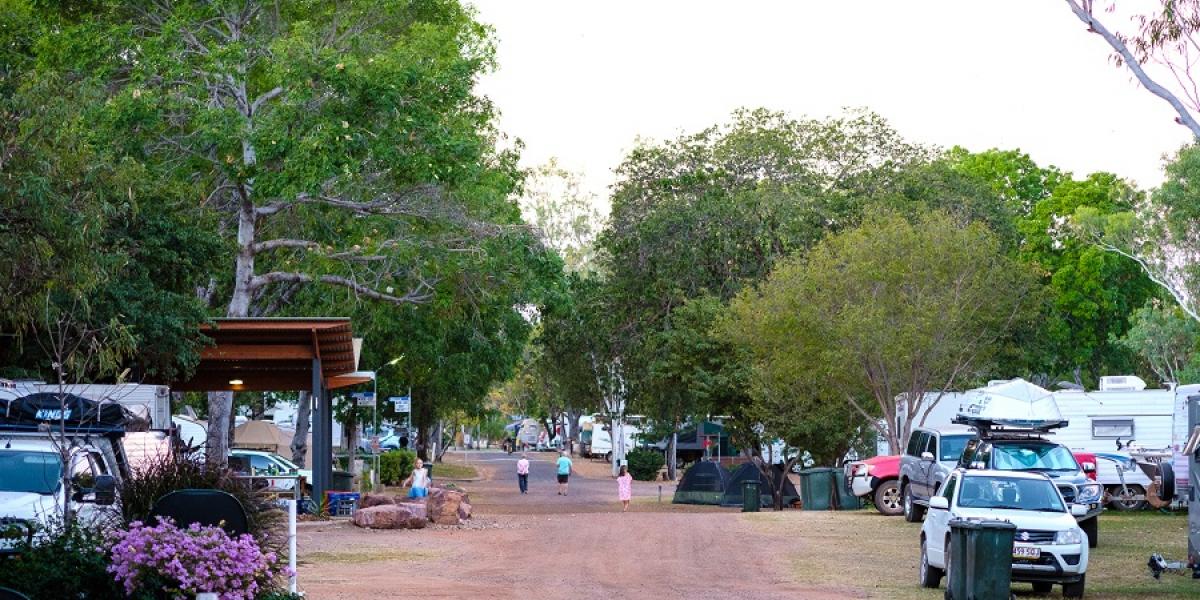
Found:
799,467 -> 835,510
742,480 -> 761,512
331,470 -> 354,491
945,518 -> 1016,600
833,471 -> 861,510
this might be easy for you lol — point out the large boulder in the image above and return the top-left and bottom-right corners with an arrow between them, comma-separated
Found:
426,487 -> 464,526
457,500 -> 472,521
351,503 -> 427,530
397,501 -> 428,528
359,493 -> 396,509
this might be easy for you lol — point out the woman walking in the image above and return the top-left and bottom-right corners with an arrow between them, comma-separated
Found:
403,458 -> 431,499
617,465 -> 633,512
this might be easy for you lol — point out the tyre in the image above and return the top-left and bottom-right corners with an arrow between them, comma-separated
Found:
604,451 -> 612,462
903,483 -> 926,523
1106,485 -> 1146,511
1032,581 -> 1053,593
1062,574 -> 1085,599
1157,463 -> 1175,502
1080,516 -> 1098,549
919,538 -> 943,588
874,480 -> 904,516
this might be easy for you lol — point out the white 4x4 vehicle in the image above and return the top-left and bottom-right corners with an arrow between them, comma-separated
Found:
919,469 -> 1088,598
229,449 -> 311,493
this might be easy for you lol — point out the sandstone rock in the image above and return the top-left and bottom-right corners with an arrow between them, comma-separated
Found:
359,493 -> 395,508
352,503 -> 428,529
457,500 -> 472,520
426,487 -> 464,526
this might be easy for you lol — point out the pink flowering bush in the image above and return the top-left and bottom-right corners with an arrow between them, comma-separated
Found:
107,518 -> 284,600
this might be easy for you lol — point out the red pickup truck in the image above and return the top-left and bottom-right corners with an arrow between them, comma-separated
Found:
844,455 -> 902,516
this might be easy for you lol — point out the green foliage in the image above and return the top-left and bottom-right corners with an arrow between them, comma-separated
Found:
0,521 -> 124,599
379,449 -> 417,486
1114,299 -> 1200,385
626,448 -> 665,481
722,210 -> 1037,456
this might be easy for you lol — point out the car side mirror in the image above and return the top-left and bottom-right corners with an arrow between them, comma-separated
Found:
921,451 -> 935,462
930,496 -> 949,510
1070,504 -> 1087,517
93,475 -> 117,506
1081,461 -> 1096,473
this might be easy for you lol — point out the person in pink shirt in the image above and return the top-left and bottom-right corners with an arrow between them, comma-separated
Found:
516,452 -> 530,494
617,464 -> 633,512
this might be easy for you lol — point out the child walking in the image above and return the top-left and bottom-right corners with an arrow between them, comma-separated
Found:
617,465 -> 633,512
516,452 -> 530,494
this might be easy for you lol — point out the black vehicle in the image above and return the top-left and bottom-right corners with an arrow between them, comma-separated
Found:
958,433 -> 1105,548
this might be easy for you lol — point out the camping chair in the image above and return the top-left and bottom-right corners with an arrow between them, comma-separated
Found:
149,489 -> 249,536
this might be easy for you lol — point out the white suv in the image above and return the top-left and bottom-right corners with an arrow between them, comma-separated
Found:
229,449 -> 311,493
919,469 -> 1088,598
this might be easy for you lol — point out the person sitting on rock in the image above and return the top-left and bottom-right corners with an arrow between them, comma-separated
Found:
403,458 -> 431,499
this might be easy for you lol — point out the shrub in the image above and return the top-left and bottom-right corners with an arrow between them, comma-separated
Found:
627,448 -> 665,481
0,521 -> 125,599
108,518 -> 287,600
379,449 -> 416,486
119,450 -> 284,546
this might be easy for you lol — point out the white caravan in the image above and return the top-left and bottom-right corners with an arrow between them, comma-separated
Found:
579,414 -> 642,460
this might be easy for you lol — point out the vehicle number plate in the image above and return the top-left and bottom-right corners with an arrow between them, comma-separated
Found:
1012,545 -> 1041,560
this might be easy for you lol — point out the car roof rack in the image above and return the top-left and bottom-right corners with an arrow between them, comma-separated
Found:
952,415 -> 1067,439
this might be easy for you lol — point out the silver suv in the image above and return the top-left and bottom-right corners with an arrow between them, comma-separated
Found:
899,425 -> 976,522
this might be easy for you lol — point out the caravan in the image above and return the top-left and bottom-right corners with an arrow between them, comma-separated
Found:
578,414 -> 642,461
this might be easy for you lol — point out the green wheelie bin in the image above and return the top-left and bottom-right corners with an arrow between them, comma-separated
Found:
945,518 -> 1016,600
799,467 -> 834,510
742,480 -> 761,512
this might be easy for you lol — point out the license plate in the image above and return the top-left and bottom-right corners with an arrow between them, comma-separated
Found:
1012,545 -> 1041,560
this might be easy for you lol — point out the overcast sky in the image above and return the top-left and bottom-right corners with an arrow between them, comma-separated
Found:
471,0 -> 1193,207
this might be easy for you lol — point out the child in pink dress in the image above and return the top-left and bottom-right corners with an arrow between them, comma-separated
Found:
617,465 -> 633,512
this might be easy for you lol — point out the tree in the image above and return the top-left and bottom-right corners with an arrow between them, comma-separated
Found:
521,159 -> 606,274
1114,298 -> 1200,385
723,210 -> 1037,455
1075,145 -> 1200,324
1064,0 -> 1200,138
17,0 -> 529,463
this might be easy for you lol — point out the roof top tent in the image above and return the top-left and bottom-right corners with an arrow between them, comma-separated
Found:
0,381 -> 170,430
954,378 -> 1066,432
720,462 -> 799,508
672,460 -> 731,505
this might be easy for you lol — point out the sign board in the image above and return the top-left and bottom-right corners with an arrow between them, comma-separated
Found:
353,392 -> 376,407
390,396 -> 411,412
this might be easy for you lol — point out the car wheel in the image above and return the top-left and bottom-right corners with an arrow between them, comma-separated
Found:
903,484 -> 925,523
1032,581 -> 1053,594
604,451 -> 612,462
1080,516 -> 1098,548
875,480 -> 904,516
1062,574 -> 1085,599
919,538 -> 943,588
1107,486 -> 1146,511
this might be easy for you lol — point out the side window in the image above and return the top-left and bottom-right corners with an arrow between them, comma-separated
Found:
941,475 -> 958,502
906,431 -> 923,456
249,455 -> 274,476
70,452 -> 98,489
924,434 -> 938,458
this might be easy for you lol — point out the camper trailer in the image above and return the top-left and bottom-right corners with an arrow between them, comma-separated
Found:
578,414 -> 642,460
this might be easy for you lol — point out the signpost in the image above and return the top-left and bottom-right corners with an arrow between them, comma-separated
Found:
390,393 -> 413,448
353,392 -> 376,407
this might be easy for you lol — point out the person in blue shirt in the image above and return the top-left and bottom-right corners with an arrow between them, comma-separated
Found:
555,451 -> 576,496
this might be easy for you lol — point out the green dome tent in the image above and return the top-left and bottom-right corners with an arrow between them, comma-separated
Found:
720,462 -> 799,508
672,460 -> 730,505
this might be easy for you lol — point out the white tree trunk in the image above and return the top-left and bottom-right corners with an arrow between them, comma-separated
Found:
206,390 -> 234,468
291,391 -> 311,466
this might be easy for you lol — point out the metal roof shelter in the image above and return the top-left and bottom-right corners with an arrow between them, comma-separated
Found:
163,318 -> 365,503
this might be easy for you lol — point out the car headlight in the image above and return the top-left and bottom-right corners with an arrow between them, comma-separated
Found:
1074,483 -> 1103,504
1054,529 -> 1083,545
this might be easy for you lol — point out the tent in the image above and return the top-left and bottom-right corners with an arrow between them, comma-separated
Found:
720,462 -> 800,508
672,460 -> 731,505
233,420 -> 291,454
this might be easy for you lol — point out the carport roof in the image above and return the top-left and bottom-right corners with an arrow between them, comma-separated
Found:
167,318 -> 360,392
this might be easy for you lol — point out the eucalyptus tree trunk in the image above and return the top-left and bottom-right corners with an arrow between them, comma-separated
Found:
291,391 -> 312,466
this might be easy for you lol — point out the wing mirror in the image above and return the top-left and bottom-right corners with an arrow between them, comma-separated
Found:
921,451 -> 935,462
1070,504 -> 1087,517
1081,461 -> 1096,473
929,496 -> 949,510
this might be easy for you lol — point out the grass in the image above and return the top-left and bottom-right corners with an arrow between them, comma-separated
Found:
433,462 -> 479,480
745,508 -> 1194,599
299,548 -> 434,565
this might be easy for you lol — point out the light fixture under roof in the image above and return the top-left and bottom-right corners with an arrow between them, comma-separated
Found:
229,379 -> 244,386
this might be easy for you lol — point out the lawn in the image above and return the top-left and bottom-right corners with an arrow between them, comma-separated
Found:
745,509 -> 1194,599
432,462 -> 479,480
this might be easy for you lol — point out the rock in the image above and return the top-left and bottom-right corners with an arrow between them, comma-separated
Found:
457,500 -> 472,520
352,503 -> 428,530
426,487 -> 464,526
359,493 -> 395,508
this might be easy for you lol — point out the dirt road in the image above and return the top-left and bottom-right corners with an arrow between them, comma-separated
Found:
297,451 -> 845,599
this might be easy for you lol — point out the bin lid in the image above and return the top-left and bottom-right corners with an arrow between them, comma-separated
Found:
949,518 -> 1016,530
799,467 -> 839,474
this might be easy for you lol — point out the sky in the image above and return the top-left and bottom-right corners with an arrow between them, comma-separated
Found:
470,0 -> 1194,208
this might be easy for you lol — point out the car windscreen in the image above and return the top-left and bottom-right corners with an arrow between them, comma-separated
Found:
939,435 -> 973,462
0,451 -> 63,495
992,443 -> 1079,472
956,476 -> 1065,512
